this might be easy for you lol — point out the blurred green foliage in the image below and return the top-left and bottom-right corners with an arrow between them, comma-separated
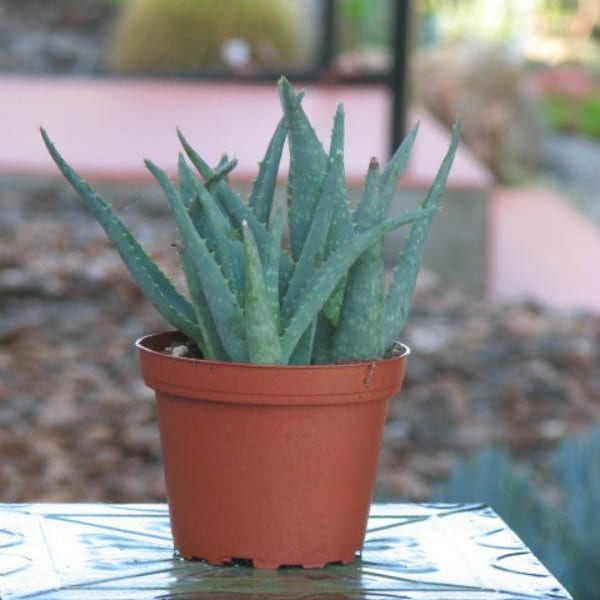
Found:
339,0 -> 392,48
414,0 -> 579,44
433,424 -> 600,599
543,92 -> 600,138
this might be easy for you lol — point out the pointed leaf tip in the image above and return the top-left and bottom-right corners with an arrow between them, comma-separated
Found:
277,76 -> 299,106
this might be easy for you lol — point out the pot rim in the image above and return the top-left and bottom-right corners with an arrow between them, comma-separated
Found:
135,330 -> 410,370
136,331 -> 410,405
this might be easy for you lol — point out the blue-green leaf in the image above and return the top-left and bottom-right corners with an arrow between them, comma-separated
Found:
242,221 -> 283,364
280,207 -> 435,363
278,76 -> 329,261
145,159 -> 248,362
282,151 -> 343,325
248,117 -> 287,225
40,128 -> 204,347
382,120 -> 460,351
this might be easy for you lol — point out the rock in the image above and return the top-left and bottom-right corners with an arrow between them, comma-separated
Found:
412,42 -> 544,181
0,0 -> 117,74
404,322 -> 457,355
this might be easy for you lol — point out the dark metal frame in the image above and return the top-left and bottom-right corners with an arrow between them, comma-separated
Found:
172,0 -> 411,155
317,0 -> 411,152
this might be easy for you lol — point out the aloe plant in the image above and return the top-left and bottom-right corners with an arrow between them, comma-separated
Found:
41,77 -> 459,365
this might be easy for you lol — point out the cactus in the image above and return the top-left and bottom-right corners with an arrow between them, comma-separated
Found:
108,0 -> 302,73
41,77 -> 459,365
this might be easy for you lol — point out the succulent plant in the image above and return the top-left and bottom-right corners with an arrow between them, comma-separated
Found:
41,77 -> 459,365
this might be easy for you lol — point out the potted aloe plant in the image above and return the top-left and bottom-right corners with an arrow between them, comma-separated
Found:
41,77 -> 459,569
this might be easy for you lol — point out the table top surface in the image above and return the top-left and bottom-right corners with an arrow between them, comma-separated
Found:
0,502 -> 571,600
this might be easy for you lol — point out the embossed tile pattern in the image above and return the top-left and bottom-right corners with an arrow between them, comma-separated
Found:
0,503 -> 571,599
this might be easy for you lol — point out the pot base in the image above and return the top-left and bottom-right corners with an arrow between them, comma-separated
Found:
179,552 -> 357,570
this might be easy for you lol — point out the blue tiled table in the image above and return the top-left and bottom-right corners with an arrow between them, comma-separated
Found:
0,503 -> 571,599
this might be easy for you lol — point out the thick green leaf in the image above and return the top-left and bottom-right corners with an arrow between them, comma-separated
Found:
326,108 -> 352,247
248,117 -> 287,226
180,156 -> 237,289
278,76 -> 329,261
311,313 -> 335,364
178,156 -> 245,302
178,157 -> 211,241
264,208 -> 283,330
353,123 -> 419,230
178,253 -> 230,361
206,155 -> 237,187
331,154 -> 386,360
242,221 -> 283,364
330,243 -> 385,362
178,155 -> 225,251
322,104 -> 353,325
331,122 -> 429,361
178,128 -> 294,291
177,154 -> 197,210
40,128 -> 204,346
247,89 -> 304,227
177,129 -> 267,247
280,206 -> 435,363
282,151 -> 342,325
145,159 -> 248,363
378,122 -> 420,213
328,103 -> 345,157
382,120 -> 461,351
288,319 -> 318,365
281,152 -> 345,362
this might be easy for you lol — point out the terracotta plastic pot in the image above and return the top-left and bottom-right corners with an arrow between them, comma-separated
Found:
136,330 -> 409,569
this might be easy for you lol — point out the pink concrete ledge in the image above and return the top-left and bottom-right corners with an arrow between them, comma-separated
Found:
0,75 -> 492,190
489,186 -> 600,312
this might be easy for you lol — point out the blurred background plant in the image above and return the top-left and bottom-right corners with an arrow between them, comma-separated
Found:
433,424 -> 600,600
340,0 -> 392,48
108,0 -> 303,73
326,0 -> 600,181
411,0 -> 600,181
412,42 -> 544,181
534,65 -> 600,137
544,91 -> 600,137
414,0 -> 599,62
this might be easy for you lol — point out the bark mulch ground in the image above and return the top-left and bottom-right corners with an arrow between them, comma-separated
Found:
1,181 -> 598,502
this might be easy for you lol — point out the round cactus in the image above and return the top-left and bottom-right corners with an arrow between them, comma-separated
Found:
108,0 -> 302,73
